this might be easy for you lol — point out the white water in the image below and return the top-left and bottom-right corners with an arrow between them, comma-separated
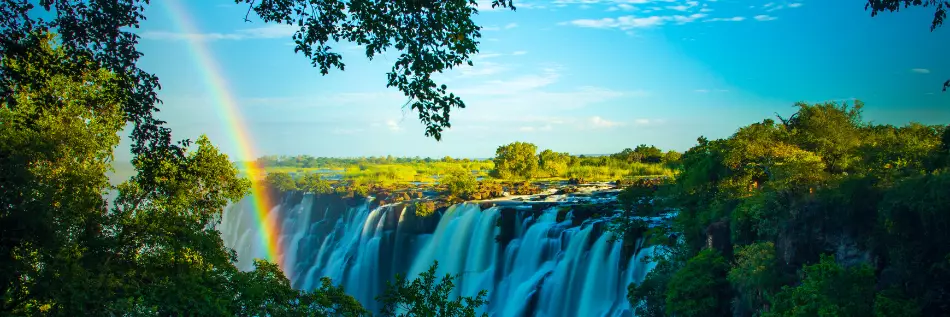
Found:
220,193 -> 660,317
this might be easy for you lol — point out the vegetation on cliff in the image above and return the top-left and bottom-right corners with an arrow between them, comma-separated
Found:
622,102 -> 950,316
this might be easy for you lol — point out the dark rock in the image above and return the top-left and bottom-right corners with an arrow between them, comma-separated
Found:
705,219 -> 732,258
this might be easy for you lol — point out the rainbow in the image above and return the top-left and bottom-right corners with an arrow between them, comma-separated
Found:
162,1 -> 286,275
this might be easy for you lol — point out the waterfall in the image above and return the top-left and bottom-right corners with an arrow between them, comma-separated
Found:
220,192 -> 660,317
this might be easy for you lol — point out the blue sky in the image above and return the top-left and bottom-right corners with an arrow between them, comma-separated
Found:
125,0 -> 949,160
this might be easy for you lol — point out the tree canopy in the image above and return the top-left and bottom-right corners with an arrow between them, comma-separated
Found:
238,0 -> 517,140
491,142 -> 539,179
624,101 -> 950,316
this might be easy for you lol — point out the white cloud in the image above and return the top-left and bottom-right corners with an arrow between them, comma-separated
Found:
141,24 -> 297,41
512,50 -> 528,55
667,0 -> 699,11
608,3 -> 638,11
386,119 -> 404,132
483,23 -> 519,31
459,61 -> 508,77
754,15 -> 778,21
452,67 -> 562,96
553,0 -> 677,4
589,116 -> 622,128
694,89 -> 710,93
765,2 -> 804,12
634,118 -> 666,125
693,88 -> 729,93
705,16 -> 745,22
567,13 -> 707,29
667,5 -> 690,11
911,68 -> 931,74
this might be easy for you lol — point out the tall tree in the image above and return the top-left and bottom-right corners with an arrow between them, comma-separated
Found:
491,142 -> 538,179
238,0 -> 517,140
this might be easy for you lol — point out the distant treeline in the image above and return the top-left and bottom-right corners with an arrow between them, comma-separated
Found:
254,143 -> 681,188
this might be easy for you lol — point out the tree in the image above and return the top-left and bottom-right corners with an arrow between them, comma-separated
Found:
765,255 -> 876,317
0,0 -> 181,166
440,168 -> 477,199
298,173 -> 333,194
238,0 -> 517,140
1,33 -> 130,314
634,145 -> 664,164
664,249 -> 732,317
376,261 -> 489,317
538,149 -> 570,177
232,260 -> 368,316
785,101 -> 863,174
662,150 -> 682,165
628,245 -> 689,317
865,0 -> 949,91
0,33 -> 365,316
728,242 -> 783,315
491,142 -> 538,179
266,172 -> 299,191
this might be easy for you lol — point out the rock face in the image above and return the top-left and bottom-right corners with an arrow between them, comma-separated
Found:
706,220 -> 732,258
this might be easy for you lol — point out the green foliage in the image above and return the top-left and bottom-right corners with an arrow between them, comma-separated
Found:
728,242 -> 783,315
663,150 -> 682,167
1,33 -> 130,315
0,33 -> 367,316
608,178 -> 666,243
873,289 -> 921,317
238,0 -> 516,140
376,261 -> 489,317
612,145 -> 664,164
266,171 -> 299,191
255,146 -> 677,186
298,173 -> 333,194
538,149 -> 571,177
647,101 -> 950,317
765,255 -> 876,317
440,168 -> 478,199
414,201 -> 437,218
664,249 -> 732,317
784,101 -> 864,174
628,246 -> 688,317
0,0 -> 171,159
232,260 -> 368,316
875,172 -> 950,314
492,142 -> 539,179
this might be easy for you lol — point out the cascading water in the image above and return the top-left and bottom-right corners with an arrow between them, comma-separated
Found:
219,191 -> 661,317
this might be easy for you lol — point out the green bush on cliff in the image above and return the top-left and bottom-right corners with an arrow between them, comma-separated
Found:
440,168 -> 477,200
297,173 -> 333,194
764,255 -> 876,317
621,101 -> 950,317
664,249 -> 732,317
266,171 -> 298,191
414,201 -> 437,218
